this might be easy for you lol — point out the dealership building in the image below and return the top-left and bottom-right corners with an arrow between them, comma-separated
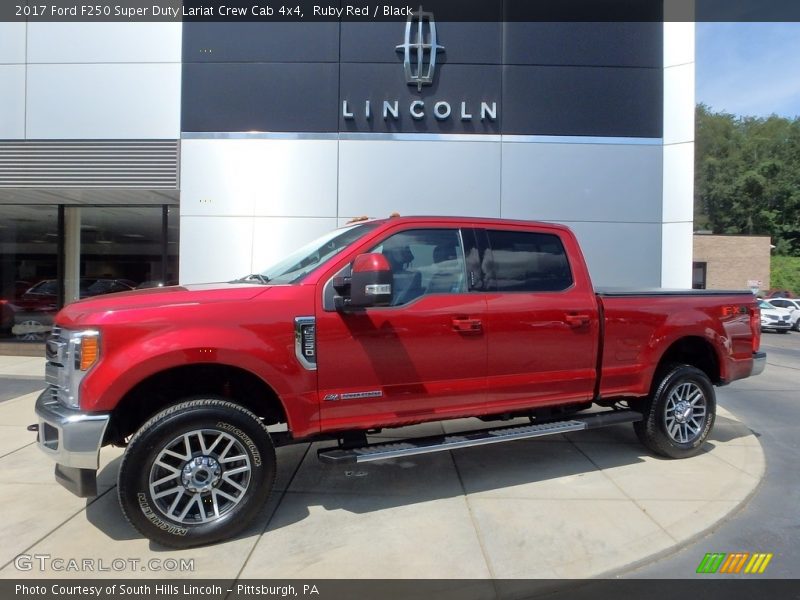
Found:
0,16 -> 695,348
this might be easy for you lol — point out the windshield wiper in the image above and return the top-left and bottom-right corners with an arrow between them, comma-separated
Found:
231,273 -> 270,284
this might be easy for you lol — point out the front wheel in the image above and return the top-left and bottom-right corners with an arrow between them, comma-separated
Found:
634,364 -> 716,459
117,398 -> 276,548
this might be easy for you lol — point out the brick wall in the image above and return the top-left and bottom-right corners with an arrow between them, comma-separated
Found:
693,235 -> 771,293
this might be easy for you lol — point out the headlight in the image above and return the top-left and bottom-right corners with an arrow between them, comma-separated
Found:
73,330 -> 100,372
45,328 -> 101,409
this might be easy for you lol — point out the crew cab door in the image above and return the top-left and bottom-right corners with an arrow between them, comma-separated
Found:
315,227 -> 487,431
477,227 -> 600,409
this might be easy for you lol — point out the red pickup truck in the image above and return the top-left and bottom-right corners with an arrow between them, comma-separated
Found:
34,216 -> 765,548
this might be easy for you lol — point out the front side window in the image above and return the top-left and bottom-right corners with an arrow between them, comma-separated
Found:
370,229 -> 466,305
483,230 -> 573,292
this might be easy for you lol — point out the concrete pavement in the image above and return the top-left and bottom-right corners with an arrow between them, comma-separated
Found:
0,355 -> 765,580
624,331 -> 800,578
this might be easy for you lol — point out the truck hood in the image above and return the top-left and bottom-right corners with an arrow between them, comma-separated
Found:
58,283 -> 269,322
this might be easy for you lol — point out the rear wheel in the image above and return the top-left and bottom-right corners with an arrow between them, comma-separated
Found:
634,364 -> 715,459
117,398 -> 276,548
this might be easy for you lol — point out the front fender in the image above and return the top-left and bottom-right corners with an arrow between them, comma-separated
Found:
79,325 -> 318,436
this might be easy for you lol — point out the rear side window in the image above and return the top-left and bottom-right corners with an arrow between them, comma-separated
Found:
484,230 -> 573,292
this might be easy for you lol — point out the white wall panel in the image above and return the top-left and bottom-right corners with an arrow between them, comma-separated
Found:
662,142 -> 694,223
661,221 -> 693,288
662,23 -> 694,288
338,140 -> 501,219
180,216 -> 254,284
560,221 -> 662,288
181,139 -> 338,218
26,64 -> 181,139
501,142 -> 663,223
251,217 -> 339,273
27,23 -> 182,63
180,140 -> 256,218
663,62 -> 695,146
0,23 -> 26,64
252,141 -> 338,217
663,22 -> 695,68
0,66 -> 26,139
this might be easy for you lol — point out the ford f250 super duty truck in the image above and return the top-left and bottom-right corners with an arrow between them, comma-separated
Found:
33,216 -> 766,547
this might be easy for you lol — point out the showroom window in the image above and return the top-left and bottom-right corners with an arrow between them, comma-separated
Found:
0,204 -> 178,348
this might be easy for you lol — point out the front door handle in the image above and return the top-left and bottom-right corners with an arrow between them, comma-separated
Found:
452,318 -> 482,333
565,314 -> 591,328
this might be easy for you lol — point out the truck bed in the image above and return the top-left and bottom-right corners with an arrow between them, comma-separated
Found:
596,288 -> 758,400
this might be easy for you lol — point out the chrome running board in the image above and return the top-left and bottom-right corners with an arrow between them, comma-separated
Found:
317,410 -> 642,465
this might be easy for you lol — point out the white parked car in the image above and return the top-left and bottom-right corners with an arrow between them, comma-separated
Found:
758,299 -> 793,333
766,298 -> 800,331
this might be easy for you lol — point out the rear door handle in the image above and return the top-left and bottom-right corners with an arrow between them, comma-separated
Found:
565,314 -> 591,328
452,318 -> 482,333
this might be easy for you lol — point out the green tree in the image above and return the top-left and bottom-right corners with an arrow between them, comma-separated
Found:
695,105 -> 800,255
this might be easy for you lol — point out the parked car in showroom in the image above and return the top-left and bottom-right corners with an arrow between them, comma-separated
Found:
12,278 -> 138,341
758,299 -> 793,333
766,297 -> 800,331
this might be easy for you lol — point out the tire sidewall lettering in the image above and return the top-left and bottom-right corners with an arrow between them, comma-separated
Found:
137,492 -> 188,536
215,421 -> 262,467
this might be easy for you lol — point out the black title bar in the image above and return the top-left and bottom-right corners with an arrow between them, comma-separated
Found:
4,579 -> 800,600
5,0 -> 800,22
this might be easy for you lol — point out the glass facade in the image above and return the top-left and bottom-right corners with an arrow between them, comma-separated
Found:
0,204 -> 178,347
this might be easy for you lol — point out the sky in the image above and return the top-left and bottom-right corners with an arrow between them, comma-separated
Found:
696,22 -> 800,118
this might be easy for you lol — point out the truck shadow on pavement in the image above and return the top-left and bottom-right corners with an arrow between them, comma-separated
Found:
85,415 -> 758,550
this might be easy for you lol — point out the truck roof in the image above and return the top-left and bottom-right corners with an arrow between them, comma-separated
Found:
359,215 -> 571,232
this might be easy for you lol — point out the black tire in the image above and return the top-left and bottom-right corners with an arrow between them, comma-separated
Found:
634,364 -> 716,459
777,329 -> 789,334
117,398 -> 276,548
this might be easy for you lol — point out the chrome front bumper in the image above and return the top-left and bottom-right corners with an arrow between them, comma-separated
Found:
751,351 -> 767,377
35,388 -> 110,471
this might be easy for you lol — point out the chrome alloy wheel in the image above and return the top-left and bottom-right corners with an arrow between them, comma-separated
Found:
664,382 -> 707,444
148,429 -> 252,524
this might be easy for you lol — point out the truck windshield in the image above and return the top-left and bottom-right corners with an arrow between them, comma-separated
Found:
251,222 -> 379,284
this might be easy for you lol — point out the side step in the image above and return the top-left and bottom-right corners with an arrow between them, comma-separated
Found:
317,410 -> 642,465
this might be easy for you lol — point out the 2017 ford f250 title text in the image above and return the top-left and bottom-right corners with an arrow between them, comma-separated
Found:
33,216 -> 766,547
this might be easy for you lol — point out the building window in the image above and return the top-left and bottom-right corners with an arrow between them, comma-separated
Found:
692,262 -> 707,290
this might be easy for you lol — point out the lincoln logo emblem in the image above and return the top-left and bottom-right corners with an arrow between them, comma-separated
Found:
396,7 -> 444,92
